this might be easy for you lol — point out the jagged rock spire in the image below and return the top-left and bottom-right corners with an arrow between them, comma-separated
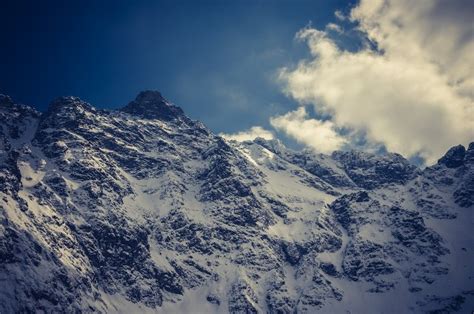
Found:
120,90 -> 185,121
438,144 -> 466,168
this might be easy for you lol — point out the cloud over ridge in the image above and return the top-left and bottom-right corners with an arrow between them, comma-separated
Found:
270,107 -> 347,154
277,0 -> 473,163
220,126 -> 274,142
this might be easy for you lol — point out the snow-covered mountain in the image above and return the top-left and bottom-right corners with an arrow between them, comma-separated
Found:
0,91 -> 472,313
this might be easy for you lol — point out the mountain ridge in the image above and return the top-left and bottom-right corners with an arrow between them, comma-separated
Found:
0,92 -> 473,313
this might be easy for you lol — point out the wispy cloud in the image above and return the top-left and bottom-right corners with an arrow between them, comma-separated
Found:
325,23 -> 343,34
334,10 -> 346,21
220,126 -> 274,142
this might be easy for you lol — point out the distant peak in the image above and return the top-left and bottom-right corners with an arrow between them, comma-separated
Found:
120,90 -> 185,121
47,96 -> 94,113
438,144 -> 466,168
0,94 -> 14,106
0,94 -> 40,117
253,137 -> 287,154
135,90 -> 166,103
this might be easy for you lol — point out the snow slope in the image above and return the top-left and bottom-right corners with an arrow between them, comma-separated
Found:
0,92 -> 473,313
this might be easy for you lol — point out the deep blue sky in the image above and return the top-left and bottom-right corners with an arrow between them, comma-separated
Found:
0,0 -> 352,134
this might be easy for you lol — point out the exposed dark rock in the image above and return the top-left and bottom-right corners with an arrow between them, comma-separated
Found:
438,144 -> 466,168
121,90 -> 187,121
0,92 -> 472,313
332,150 -> 419,189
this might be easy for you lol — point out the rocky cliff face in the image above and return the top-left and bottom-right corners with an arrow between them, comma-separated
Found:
0,92 -> 473,313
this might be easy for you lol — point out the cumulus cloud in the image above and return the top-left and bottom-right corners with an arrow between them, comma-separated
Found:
220,126 -> 274,142
270,107 -> 347,154
279,0 -> 473,163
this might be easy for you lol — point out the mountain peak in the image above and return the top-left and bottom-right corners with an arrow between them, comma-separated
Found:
46,96 -> 94,114
438,144 -> 466,168
135,90 -> 166,103
0,94 -> 40,118
0,94 -> 14,107
120,90 -> 185,121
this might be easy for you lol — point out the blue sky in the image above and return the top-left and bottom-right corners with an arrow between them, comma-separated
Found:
0,0 -> 351,134
1,0 -> 471,163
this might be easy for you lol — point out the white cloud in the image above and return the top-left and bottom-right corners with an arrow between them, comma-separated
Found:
325,23 -> 343,33
351,0 -> 474,98
220,126 -> 274,142
270,107 -> 347,154
334,10 -> 346,21
279,0 -> 474,163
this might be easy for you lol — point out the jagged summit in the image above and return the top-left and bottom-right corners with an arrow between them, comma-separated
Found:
0,94 -> 40,125
0,95 -> 19,115
45,96 -> 94,114
438,144 -> 467,168
466,142 -> 474,163
0,94 -> 14,106
120,90 -> 186,121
